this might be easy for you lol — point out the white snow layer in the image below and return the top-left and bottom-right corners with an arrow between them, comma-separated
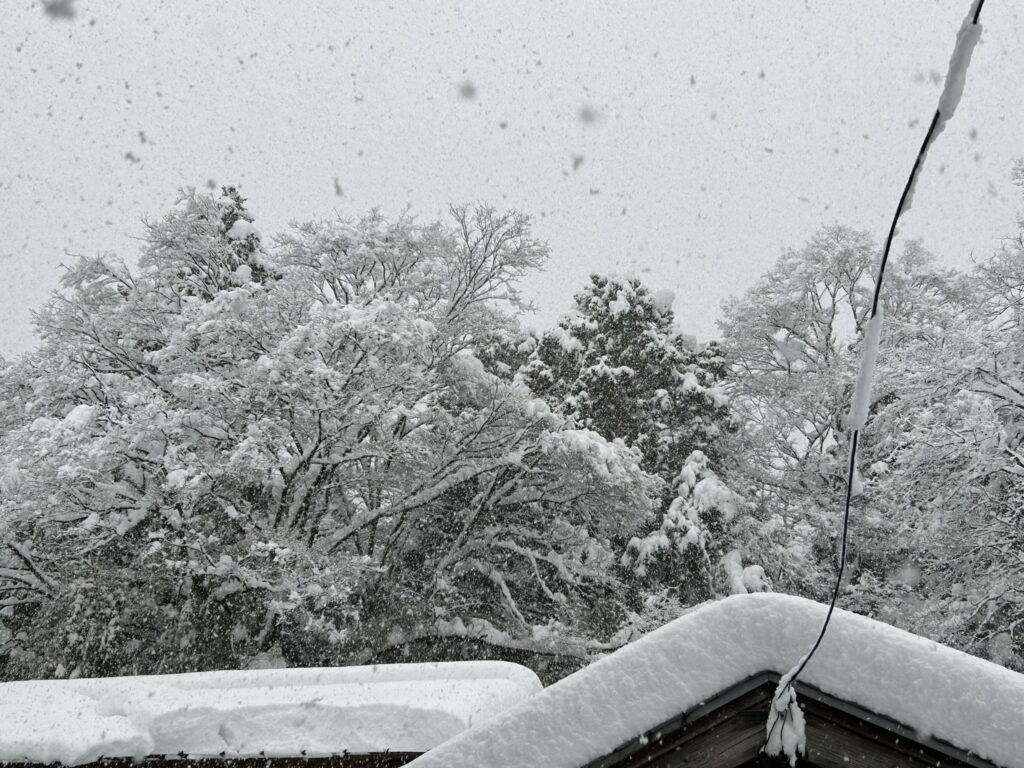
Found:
408,594 -> 1024,768
847,304 -> 883,431
62,404 -> 97,430
226,219 -> 260,241
765,672 -> 806,766
651,288 -> 675,313
935,0 -> 983,138
0,661 -> 541,766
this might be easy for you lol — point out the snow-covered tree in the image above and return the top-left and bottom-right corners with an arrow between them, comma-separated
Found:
843,174 -> 1024,669
480,276 -> 747,634
516,275 -> 733,485
622,450 -> 760,605
717,211 -> 1024,673
719,226 -> 972,597
0,191 -> 659,681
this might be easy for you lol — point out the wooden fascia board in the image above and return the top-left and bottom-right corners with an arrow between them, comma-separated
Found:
580,670 -> 998,768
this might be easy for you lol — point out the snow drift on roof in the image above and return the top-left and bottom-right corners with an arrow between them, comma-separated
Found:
409,593 -> 1024,768
0,660 -> 541,766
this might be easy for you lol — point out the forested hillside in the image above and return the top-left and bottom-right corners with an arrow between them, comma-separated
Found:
2,173 -> 1023,682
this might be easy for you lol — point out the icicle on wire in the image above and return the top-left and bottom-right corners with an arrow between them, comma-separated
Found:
765,0 -> 986,762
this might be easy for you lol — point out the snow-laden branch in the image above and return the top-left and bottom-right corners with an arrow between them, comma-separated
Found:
5,543 -> 58,594
349,614 -> 624,667
321,452 -> 528,554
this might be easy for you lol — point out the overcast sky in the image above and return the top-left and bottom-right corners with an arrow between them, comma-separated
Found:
1,0 -> 1022,357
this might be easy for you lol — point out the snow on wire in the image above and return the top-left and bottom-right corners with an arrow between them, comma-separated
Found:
765,1 -> 987,764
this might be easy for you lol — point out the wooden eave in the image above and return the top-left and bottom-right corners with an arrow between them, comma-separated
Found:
582,671 -> 1000,768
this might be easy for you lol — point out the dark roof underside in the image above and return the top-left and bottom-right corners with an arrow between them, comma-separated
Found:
583,671 -> 999,768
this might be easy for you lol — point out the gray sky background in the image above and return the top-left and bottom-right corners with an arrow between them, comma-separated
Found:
1,0 -> 1022,358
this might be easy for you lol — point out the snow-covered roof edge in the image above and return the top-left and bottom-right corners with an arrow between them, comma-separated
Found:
0,661 -> 542,766
409,593 -> 1024,768
5,658 -> 542,694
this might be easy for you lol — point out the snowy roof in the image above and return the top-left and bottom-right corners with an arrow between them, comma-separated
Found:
0,660 -> 541,766
408,594 -> 1024,768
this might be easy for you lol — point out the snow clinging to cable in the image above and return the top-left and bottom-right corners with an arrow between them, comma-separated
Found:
847,305 -> 883,431
934,0 -> 984,138
902,0 -> 984,215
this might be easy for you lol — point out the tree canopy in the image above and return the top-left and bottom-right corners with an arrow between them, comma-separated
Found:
4,175 -> 1024,682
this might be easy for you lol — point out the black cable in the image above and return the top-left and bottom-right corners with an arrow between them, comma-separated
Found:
873,109 -> 940,317
763,433 -> 860,751
768,0 -> 988,730
785,431 -> 858,685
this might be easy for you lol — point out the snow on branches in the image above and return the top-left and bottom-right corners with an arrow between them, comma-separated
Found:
0,191 -> 656,679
